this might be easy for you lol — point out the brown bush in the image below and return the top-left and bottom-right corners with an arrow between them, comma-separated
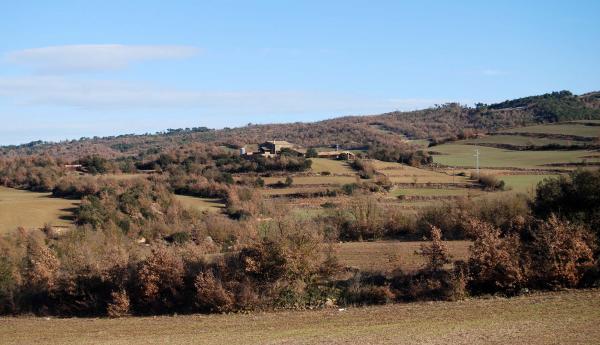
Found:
22,232 -> 59,294
135,246 -> 185,313
194,270 -> 235,313
528,215 -> 596,288
107,289 -> 130,317
417,226 -> 452,272
467,218 -> 525,294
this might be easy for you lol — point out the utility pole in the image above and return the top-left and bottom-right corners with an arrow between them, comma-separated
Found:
474,149 -> 480,179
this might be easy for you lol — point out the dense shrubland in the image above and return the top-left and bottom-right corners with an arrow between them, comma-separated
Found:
0,170 -> 599,316
1,125 -> 600,318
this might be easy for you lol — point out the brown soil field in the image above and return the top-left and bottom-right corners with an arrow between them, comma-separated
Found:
336,240 -> 471,272
1,289 -> 598,345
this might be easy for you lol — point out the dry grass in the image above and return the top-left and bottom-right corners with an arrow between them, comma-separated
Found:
101,173 -> 149,180
1,289 -> 598,345
372,161 -> 465,184
309,158 -> 356,174
390,188 -> 479,197
336,240 -> 471,272
175,195 -> 224,212
0,186 -> 78,233
264,175 -> 360,186
261,187 -> 331,196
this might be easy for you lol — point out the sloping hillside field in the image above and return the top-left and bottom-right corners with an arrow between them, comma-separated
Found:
0,186 -> 78,233
432,144 -> 596,169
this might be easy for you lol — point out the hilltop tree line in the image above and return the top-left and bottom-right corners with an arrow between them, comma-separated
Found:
3,90 -> 598,162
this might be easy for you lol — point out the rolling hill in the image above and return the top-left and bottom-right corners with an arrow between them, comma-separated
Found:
1,90 -> 599,161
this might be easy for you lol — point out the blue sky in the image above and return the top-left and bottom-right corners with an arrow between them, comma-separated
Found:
1,0 -> 599,145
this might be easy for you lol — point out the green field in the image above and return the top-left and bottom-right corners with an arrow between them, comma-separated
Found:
309,158 -> 356,174
0,186 -> 79,233
501,123 -> 600,138
464,135 -> 587,147
175,195 -> 224,212
499,174 -> 559,194
431,144 -> 595,169
2,289 -> 598,345
391,187 -> 477,197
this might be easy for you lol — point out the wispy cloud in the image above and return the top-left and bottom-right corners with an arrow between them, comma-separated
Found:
4,44 -> 200,73
0,76 -> 444,114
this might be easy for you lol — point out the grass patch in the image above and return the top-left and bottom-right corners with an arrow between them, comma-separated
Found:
261,187 -> 331,196
372,161 -> 466,184
0,186 -> 79,233
175,195 -> 224,213
264,175 -> 359,186
391,188 -> 477,197
336,240 -> 470,272
464,135 -> 587,147
431,144 -> 596,169
499,174 -> 559,194
309,158 -> 356,174
501,123 -> 600,138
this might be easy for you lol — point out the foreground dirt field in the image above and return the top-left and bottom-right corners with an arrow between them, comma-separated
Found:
1,290 -> 598,345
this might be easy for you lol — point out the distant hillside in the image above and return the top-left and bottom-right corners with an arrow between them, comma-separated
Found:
2,90 -> 599,160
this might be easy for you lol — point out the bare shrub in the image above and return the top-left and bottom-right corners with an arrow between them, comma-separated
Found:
475,173 -> 505,191
135,246 -> 185,313
417,226 -> 452,272
194,270 -> 235,313
528,215 -> 596,288
107,289 -> 130,317
467,218 -> 525,294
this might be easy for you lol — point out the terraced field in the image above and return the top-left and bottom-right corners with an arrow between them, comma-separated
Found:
372,161 -> 467,184
0,186 -> 78,233
391,187 -> 479,197
463,135 -> 587,147
431,144 -> 595,169
264,175 -> 359,186
261,186 -> 331,196
336,240 -> 470,272
501,123 -> 600,138
309,158 -> 355,174
498,174 -> 559,194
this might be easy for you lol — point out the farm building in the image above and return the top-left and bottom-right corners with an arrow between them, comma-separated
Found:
259,140 -> 296,154
241,140 -> 306,157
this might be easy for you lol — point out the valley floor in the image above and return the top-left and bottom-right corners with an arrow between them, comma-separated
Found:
1,289 -> 599,345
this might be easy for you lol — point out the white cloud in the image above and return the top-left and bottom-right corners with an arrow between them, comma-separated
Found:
4,44 -> 200,73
